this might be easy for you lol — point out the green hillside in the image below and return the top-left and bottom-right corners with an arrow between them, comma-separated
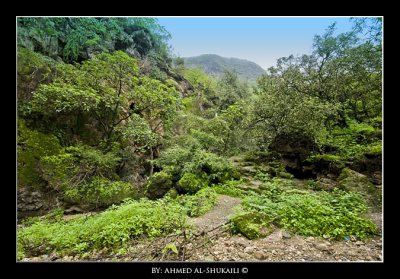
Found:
184,54 -> 266,82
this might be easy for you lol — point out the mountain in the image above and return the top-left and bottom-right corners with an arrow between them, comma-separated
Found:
184,54 -> 266,82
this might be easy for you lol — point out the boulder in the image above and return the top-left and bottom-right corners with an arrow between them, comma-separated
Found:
268,132 -> 318,178
176,173 -> 207,194
145,171 -> 173,199
307,154 -> 345,178
254,251 -> 267,260
349,153 -> 382,184
17,189 -> 46,212
315,177 -> 338,191
338,168 -> 382,208
231,212 -> 274,240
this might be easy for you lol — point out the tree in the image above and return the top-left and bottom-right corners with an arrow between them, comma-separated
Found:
17,17 -> 172,62
217,70 -> 249,110
263,19 -> 382,126
28,51 -> 180,151
183,67 -> 217,113
248,74 -> 336,150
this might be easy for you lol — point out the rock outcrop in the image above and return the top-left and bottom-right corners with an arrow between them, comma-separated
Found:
268,132 -> 318,178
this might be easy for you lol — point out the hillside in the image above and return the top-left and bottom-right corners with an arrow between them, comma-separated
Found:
17,17 -> 382,264
184,54 -> 266,81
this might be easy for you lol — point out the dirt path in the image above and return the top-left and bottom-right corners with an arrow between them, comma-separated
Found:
186,194 -> 382,262
190,195 -> 241,233
21,193 -> 383,262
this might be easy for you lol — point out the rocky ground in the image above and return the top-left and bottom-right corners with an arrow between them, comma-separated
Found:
22,194 -> 382,262
191,195 -> 242,233
170,195 -> 383,262
186,231 -> 382,262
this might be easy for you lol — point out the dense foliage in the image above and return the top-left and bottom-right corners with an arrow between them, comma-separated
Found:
18,198 -> 187,258
17,17 -> 382,260
239,187 -> 376,239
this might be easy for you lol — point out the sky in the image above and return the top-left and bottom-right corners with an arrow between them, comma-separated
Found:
156,17 -> 355,70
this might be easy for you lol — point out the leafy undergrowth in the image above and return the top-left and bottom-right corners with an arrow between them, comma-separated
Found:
318,120 -> 382,159
213,180 -> 247,198
177,187 -> 218,217
18,188 -> 219,260
235,186 -> 376,240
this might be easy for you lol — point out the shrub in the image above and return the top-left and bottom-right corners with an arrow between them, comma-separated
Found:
155,147 -> 238,185
240,188 -> 377,240
40,144 -> 121,192
189,129 -> 224,153
17,120 -> 61,188
183,149 -> 237,184
213,180 -> 246,198
64,177 -> 134,207
176,173 -> 208,194
18,198 -> 188,258
319,121 -> 382,159
154,146 -> 192,181
145,171 -> 173,199
178,188 -> 218,217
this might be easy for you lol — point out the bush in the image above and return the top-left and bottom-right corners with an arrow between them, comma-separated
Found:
155,147 -> 238,185
189,129 -> 224,154
40,144 -> 121,192
18,198 -> 188,258
176,173 -> 208,194
178,188 -> 218,217
240,188 -> 377,240
319,121 -> 382,159
213,180 -> 246,198
183,149 -> 237,184
64,177 -> 134,207
145,171 -> 173,199
18,120 -> 61,188
154,146 -> 192,181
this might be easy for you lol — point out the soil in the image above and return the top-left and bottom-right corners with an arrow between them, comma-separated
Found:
190,195 -> 241,233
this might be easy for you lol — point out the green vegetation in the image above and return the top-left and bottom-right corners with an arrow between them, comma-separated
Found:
231,211 -> 274,239
18,189 -> 220,259
238,185 -> 376,240
17,17 -> 382,261
214,180 -> 247,198
145,171 -> 173,199
18,198 -> 187,258
177,187 -> 218,217
184,54 -> 265,82
154,147 -> 238,195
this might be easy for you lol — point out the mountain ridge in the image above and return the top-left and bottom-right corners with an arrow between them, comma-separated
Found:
184,54 -> 266,81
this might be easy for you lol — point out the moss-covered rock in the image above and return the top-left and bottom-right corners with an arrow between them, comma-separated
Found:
338,168 -> 381,208
231,212 -> 274,239
176,173 -> 208,194
314,177 -> 337,191
350,152 -> 382,184
306,154 -> 345,177
145,171 -> 173,199
277,171 -> 294,179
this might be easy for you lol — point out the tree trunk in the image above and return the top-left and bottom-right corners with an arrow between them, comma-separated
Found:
149,148 -> 154,177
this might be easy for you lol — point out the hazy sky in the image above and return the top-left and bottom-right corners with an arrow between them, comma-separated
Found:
156,17 -> 355,70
